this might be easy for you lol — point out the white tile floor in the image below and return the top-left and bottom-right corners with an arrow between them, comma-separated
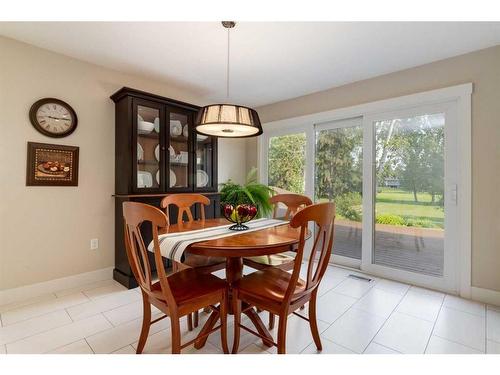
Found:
1,265 -> 499,354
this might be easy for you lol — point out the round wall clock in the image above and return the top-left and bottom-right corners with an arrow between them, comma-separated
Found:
29,98 -> 78,138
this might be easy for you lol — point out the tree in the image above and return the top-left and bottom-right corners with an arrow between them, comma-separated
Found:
375,115 -> 444,203
267,134 -> 306,194
315,127 -> 363,201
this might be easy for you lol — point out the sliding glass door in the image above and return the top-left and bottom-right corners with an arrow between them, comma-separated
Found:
261,98 -> 461,292
362,103 -> 457,291
315,118 -> 363,267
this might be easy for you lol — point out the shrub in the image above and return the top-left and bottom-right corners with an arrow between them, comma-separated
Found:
336,192 -> 362,222
376,213 -> 405,226
404,217 -> 435,228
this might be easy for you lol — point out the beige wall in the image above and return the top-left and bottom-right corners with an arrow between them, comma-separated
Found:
0,36 -> 246,290
248,45 -> 500,292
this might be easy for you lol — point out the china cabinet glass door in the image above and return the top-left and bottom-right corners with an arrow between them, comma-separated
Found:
195,134 -> 215,190
134,100 -> 164,192
168,109 -> 192,190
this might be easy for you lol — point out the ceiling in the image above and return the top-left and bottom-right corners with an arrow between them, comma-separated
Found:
1,22 -> 500,107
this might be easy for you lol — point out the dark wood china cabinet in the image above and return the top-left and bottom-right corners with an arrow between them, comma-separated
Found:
111,87 -> 220,288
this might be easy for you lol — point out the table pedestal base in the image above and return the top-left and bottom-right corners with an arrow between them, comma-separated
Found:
194,257 -> 274,350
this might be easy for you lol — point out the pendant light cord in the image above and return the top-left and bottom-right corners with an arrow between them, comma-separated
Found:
226,26 -> 230,99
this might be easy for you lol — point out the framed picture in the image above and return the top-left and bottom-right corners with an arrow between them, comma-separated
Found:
26,142 -> 79,186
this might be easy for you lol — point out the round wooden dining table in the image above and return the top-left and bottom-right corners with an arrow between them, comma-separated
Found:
158,217 -> 304,349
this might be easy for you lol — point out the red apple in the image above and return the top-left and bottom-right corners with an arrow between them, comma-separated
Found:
223,204 -> 234,218
237,204 -> 248,219
247,205 -> 257,218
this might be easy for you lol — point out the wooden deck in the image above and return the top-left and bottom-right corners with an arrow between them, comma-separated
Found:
333,220 -> 444,277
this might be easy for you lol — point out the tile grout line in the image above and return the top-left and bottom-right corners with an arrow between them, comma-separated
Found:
422,293 -> 446,353
431,332 -> 484,352
46,337 -> 92,354
303,277 -> 378,353
363,284 -> 412,353
84,338 -> 96,354
300,335 -> 355,354
111,343 -> 135,354
367,341 -> 403,354
426,297 -> 487,353
3,312 -> 83,348
4,309 -> 116,350
2,293 -> 95,327
101,312 -> 116,328
65,307 -> 74,322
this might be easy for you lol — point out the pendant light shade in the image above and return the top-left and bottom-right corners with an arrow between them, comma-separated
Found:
195,21 -> 262,138
195,104 -> 262,138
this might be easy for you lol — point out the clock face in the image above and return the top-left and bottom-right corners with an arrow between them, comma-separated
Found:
29,98 -> 78,138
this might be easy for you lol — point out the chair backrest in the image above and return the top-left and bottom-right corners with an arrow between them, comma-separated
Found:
284,202 -> 335,305
269,193 -> 313,220
122,202 -> 177,310
160,193 -> 210,225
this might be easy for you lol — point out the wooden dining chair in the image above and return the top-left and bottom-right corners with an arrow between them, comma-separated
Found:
160,193 -> 226,329
122,201 -> 229,354
243,193 -> 313,329
232,202 -> 335,354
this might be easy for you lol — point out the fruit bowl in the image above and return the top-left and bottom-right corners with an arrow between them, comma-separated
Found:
221,203 -> 258,231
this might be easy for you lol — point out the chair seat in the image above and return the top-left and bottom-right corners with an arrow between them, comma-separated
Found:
183,252 -> 225,268
244,252 -> 295,267
233,267 -> 306,303
151,268 -> 226,305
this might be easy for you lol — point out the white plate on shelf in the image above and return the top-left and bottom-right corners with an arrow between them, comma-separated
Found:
169,169 -> 176,188
156,170 -> 160,185
183,125 -> 189,138
170,120 -> 182,136
197,169 -> 209,187
169,145 -> 175,156
137,171 -> 153,188
154,117 -> 160,133
137,143 -> 144,161
154,144 -> 160,161
138,120 -> 154,134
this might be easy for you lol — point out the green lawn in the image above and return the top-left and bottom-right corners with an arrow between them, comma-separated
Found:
319,188 -> 444,229
376,189 -> 444,228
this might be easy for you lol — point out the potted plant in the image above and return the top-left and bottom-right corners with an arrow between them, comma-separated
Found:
219,168 -> 275,230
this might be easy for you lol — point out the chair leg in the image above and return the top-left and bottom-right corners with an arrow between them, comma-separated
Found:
232,294 -> 241,354
170,317 -> 182,354
268,312 -> 275,330
187,313 -> 193,331
136,295 -> 152,354
220,291 -> 229,354
194,310 -> 199,328
308,291 -> 322,351
277,313 -> 288,354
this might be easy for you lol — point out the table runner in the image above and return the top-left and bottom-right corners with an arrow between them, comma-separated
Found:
148,218 -> 287,262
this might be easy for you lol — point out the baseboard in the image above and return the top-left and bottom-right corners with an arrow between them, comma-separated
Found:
0,267 -> 114,306
471,286 -> 500,307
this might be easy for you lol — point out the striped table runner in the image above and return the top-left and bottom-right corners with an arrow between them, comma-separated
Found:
148,218 -> 287,262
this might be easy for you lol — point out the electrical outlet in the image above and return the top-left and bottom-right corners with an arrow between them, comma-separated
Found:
90,238 -> 99,250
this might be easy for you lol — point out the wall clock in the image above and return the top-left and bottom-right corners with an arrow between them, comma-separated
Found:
29,98 -> 78,138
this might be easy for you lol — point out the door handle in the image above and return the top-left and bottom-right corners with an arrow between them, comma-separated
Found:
450,184 -> 458,205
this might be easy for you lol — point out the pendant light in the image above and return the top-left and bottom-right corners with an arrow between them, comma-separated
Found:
195,22 -> 263,138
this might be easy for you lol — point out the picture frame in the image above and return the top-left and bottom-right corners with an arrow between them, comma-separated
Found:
26,142 -> 79,186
